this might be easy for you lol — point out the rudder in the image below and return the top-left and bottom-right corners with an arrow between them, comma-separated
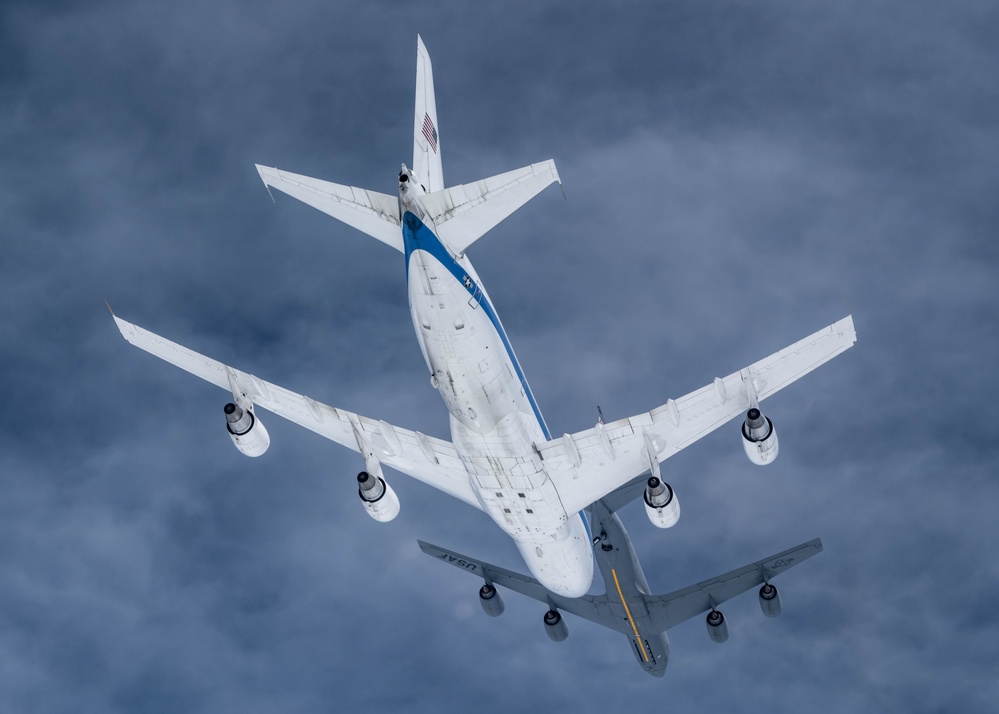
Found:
414,36 -> 444,193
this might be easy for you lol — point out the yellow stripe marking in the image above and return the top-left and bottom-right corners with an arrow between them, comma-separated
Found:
611,568 -> 648,663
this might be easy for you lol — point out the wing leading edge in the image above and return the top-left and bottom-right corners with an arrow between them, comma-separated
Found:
542,315 -> 857,515
112,315 -> 480,509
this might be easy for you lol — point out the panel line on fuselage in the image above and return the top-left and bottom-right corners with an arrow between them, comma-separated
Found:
401,211 -> 593,546
401,211 -> 551,440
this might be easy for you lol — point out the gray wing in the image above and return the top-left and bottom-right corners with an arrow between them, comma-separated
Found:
588,474 -> 648,515
646,538 -> 823,632
417,541 -> 630,634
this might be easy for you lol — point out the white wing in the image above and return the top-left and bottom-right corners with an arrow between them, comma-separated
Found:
113,316 -> 480,509
539,316 -> 857,515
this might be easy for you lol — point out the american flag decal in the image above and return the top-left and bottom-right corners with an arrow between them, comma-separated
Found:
422,113 -> 438,153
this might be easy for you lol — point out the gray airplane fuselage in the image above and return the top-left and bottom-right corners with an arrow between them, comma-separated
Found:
590,501 -> 670,676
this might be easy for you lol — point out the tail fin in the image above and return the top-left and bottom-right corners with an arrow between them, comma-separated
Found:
414,36 -> 444,193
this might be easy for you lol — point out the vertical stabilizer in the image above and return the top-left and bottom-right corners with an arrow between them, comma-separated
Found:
414,36 -> 444,193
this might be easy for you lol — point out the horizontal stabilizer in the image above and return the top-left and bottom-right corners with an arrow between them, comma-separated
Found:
419,160 -> 561,254
256,165 -> 403,252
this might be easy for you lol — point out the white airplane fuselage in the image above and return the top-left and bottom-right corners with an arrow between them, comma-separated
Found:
400,172 -> 594,597
112,38 -> 855,659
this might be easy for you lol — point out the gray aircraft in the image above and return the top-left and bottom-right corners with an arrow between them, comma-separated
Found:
420,476 -> 822,677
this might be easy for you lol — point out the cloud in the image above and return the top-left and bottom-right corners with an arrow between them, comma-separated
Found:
2,1 -> 997,711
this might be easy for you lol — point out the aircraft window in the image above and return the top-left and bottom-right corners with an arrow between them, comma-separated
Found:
517,492 -> 525,498
526,509 -> 534,514
503,508 -> 511,513
495,492 -> 503,497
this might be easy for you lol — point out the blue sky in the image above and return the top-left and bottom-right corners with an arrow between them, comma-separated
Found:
2,1 -> 997,711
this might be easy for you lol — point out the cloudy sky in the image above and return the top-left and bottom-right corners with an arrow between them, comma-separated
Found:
3,1 -> 997,711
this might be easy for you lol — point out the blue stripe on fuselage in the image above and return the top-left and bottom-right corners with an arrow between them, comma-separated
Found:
402,212 -> 593,544
402,211 -> 551,440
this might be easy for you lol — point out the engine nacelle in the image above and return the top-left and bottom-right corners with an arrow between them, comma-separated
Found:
759,582 -> 782,618
741,407 -> 779,466
479,583 -> 505,618
224,403 -> 270,457
644,477 -> 680,529
544,609 -> 568,642
706,609 -> 729,643
357,471 -> 400,522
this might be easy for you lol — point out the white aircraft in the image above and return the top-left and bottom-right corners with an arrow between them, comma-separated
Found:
113,37 -> 856,603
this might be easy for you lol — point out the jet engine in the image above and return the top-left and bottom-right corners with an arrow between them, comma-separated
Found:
224,403 -> 270,457
357,471 -> 401,522
706,609 -> 729,643
758,582 -> 782,618
479,583 -> 505,618
741,407 -> 779,466
643,477 -> 680,529
544,609 -> 569,642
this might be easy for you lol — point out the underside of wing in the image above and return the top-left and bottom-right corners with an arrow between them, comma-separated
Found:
417,540 -> 626,633
113,315 -> 479,509
645,538 -> 823,632
256,165 -> 402,252
540,316 -> 857,515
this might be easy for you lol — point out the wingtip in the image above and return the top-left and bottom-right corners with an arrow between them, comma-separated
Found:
106,304 -> 131,333
109,310 -> 133,340
255,164 -> 276,203
547,159 -> 565,199
839,314 -> 857,344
